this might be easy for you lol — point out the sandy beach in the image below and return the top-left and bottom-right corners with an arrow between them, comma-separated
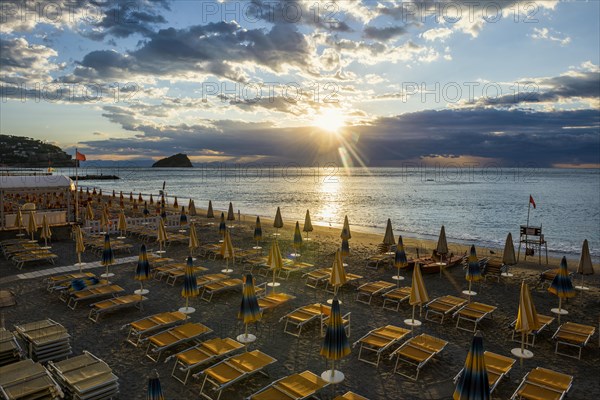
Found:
1,207 -> 598,400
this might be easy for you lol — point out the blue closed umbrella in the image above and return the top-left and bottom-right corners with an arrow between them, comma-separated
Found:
453,332 -> 490,400
147,370 -> 164,400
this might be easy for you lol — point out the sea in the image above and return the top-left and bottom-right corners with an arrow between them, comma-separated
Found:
55,166 -> 600,262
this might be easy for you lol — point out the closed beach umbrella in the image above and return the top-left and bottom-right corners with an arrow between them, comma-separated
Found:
393,235 -> 408,284
406,263 -> 429,327
149,194 -> 154,204
179,206 -> 187,227
253,216 -> 263,249
303,209 -> 313,240
129,192 -> 134,202
464,245 -> 481,300
147,370 -> 164,400
273,207 -> 283,236
513,281 -> 538,357
173,196 -> 179,210
75,225 -> 86,270
207,200 -> 214,219
188,223 -> 200,257
575,239 -> 594,291
13,208 -> 23,233
227,202 -> 235,221
119,197 -> 124,209
112,190 -> 116,199
117,209 -> 127,238
26,211 -> 37,241
101,234 -> 115,278
100,207 -> 109,233
85,203 -> 94,220
238,274 -> 261,342
293,221 -> 303,256
40,215 -> 52,248
138,193 -> 143,202
188,199 -> 197,216
143,201 -> 149,217
157,219 -> 168,253
383,219 -> 395,248
436,225 -> 449,259
132,199 -> 139,211
220,229 -> 234,273
453,332 -> 490,400
341,215 -> 351,240
329,249 -> 347,297
267,240 -> 283,290
320,298 -> 350,383
160,203 -> 166,221
502,233 -> 516,277
548,257 -> 575,319
218,212 -> 226,236
135,244 -> 150,295
341,238 -> 349,258
180,256 -> 199,314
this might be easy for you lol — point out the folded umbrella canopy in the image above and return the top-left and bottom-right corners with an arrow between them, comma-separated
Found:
575,239 -> 594,291
117,209 -> 127,238
206,200 -> 214,219
179,206 -> 188,230
436,225 -> 449,259
188,199 -> 197,217
173,196 -> 179,210
253,216 -> 263,249
218,212 -> 226,236
101,234 -> 115,278
85,203 -> 94,221
138,193 -> 143,202
464,245 -> 481,300
220,229 -> 234,273
406,263 -> 429,327
383,219 -> 395,248
548,257 -> 575,321
393,235 -> 408,283
303,209 -> 314,241
188,223 -> 200,257
267,240 -> 283,291
320,298 -> 350,383
453,332 -> 490,400
149,194 -> 154,204
157,219 -> 168,254
143,201 -> 149,217
237,273 -> 261,343
135,244 -> 150,295
502,233 -> 516,277
273,207 -> 284,237
292,221 -> 303,257
512,281 -> 538,358
180,256 -> 199,314
329,249 -> 347,299
147,370 -> 164,400
227,202 -> 235,222
13,208 -> 24,234
341,215 -> 351,240
75,225 -> 86,271
26,211 -> 37,241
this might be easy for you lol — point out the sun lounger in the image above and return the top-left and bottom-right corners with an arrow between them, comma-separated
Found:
46,272 -> 96,292
321,304 -> 351,337
365,253 -> 393,269
197,350 -> 276,400
197,273 -> 229,288
14,319 -> 72,363
67,284 -> 125,310
145,322 -> 212,362
201,278 -> 244,302
382,287 -> 412,311
13,251 -> 58,269
279,303 -> 323,337
153,262 -> 187,280
304,268 -> 331,288
125,311 -> 188,347
390,333 -> 448,381
0,359 -> 64,400
0,328 -> 24,366
279,262 -> 315,280
454,351 -> 515,393
552,322 -> 596,359
325,272 -> 363,293
356,281 -> 395,304
511,367 -> 573,400
88,294 -> 148,322
47,350 -> 119,400
165,265 -> 208,286
353,325 -> 410,366
168,338 -> 244,384
258,292 -> 295,312
424,295 -> 467,324
58,279 -> 110,303
334,392 -> 369,400
453,302 -> 497,332
510,314 -> 555,346
248,370 -> 329,400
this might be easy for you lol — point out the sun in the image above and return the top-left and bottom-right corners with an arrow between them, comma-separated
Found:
313,108 -> 346,133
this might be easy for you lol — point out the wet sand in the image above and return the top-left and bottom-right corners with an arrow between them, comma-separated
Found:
1,210 -> 598,399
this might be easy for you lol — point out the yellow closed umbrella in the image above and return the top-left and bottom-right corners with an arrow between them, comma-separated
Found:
575,239 -> 594,291
100,207 -> 109,234
329,249 -> 346,300
383,219 -> 395,249
512,281 -> 539,359
273,207 -> 283,237
26,211 -> 37,241
40,215 -> 52,248
156,219 -> 168,254
117,210 -> 127,238
86,203 -> 94,220
13,208 -> 24,236
267,240 -> 283,291
220,229 -> 234,273
303,209 -> 313,240
75,225 -> 86,271
405,263 -> 429,328
189,223 -> 200,258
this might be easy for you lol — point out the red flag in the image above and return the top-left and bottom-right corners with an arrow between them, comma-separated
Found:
75,150 -> 86,161
529,195 -> 536,209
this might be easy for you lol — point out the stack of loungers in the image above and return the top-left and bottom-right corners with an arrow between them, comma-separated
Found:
47,351 -> 119,400
0,359 -> 64,399
0,328 -> 23,366
14,319 -> 72,363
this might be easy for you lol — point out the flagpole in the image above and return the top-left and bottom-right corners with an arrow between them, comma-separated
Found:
75,148 -> 79,223
525,196 -> 531,260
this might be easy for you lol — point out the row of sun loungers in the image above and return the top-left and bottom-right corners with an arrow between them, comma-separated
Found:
2,241 -> 59,269
14,319 -> 72,363
304,268 -> 362,290
511,367 -> 573,400
353,325 -> 410,366
67,284 -> 125,310
390,333 -> 448,381
356,281 -> 396,304
88,294 -> 148,322
453,351 -> 516,393
247,370 -> 328,400
552,321 -> 596,359
453,302 -> 497,332
125,311 -> 189,347
0,359 -> 64,399
144,322 -> 213,362
0,328 -> 23,366
279,303 -> 351,337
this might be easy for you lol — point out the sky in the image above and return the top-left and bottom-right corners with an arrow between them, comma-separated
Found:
1,0 -> 599,168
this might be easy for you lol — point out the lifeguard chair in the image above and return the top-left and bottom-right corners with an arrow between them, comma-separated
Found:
517,225 -> 548,265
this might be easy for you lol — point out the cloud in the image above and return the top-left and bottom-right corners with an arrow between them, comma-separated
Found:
363,25 -> 407,40
0,37 -> 62,85
531,27 -> 571,46
422,27 -> 453,42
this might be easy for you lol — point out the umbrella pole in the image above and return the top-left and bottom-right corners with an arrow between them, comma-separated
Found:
331,360 -> 335,381
77,253 -> 82,272
185,296 -> 189,310
272,270 -> 277,293
244,323 -> 248,339
468,280 -> 473,302
397,267 -> 400,287
558,298 -> 562,323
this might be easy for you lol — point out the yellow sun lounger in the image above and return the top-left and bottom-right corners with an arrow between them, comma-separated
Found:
258,292 -> 295,312
201,278 -> 244,302
353,325 -> 411,366
382,287 -> 412,312
424,295 -> 467,324
197,350 -> 276,400
334,392 -> 369,400
356,281 -> 395,305
279,262 -> 315,280
0,359 -> 64,400
390,333 -> 448,381
511,367 -> 573,400
197,273 -> 229,288
88,294 -> 148,322
510,314 -> 555,347
153,263 -> 187,280
46,272 -> 96,292
67,284 -> 125,310
453,302 -> 497,332
304,268 -> 331,288
279,303 -> 323,337
165,265 -> 208,286
125,311 -> 188,347
145,322 -> 213,362
168,337 -> 244,384
365,253 -> 393,269
454,351 -> 516,393
248,370 -> 329,400
552,321 -> 596,359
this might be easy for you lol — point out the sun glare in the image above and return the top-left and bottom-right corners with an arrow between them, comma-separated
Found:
313,108 -> 346,133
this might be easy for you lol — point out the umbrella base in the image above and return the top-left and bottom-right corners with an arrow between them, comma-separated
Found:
511,348 -> 534,359
99,232 -> 107,235
74,262 -> 87,267
304,237 -> 312,241
178,229 -> 187,233
391,275 -> 405,281
40,246 -> 52,250
326,298 -> 342,305
117,236 -> 126,239
221,268 -> 233,273
575,285 -> 590,291
272,233 -> 281,237
462,290 -> 477,296
252,246 -> 262,250
267,282 -> 281,287
227,225 -> 236,229
100,273 -> 115,278
155,250 -> 166,254
236,333 -> 256,344
187,257 -> 197,261
320,370 -> 344,384
135,289 -> 149,295
27,240 -> 37,244
15,233 -> 25,237
178,306 -> 196,314
404,319 -> 422,327
551,308 -> 568,315
342,263 -> 348,268
290,253 -> 301,258
501,272 -> 514,277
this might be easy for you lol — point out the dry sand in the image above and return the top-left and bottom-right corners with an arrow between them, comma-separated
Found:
1,209 -> 598,400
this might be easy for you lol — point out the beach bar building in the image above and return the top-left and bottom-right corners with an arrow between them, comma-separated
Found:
0,175 -> 75,230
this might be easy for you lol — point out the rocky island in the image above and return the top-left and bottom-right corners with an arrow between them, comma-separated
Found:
152,153 -> 193,168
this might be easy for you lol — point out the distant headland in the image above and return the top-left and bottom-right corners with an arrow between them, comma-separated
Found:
152,153 -> 193,168
0,134 -> 75,167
